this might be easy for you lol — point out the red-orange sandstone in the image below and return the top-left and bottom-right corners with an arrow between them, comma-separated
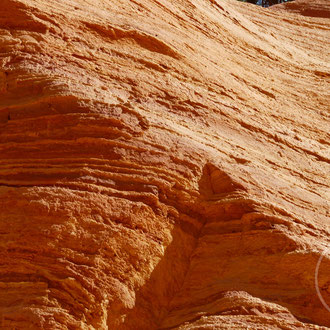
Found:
0,0 -> 329,328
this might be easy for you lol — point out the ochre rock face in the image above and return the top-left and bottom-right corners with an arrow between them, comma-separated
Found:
0,0 -> 329,328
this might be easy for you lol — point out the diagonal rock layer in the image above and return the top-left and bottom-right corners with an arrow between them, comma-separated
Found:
0,0 -> 329,328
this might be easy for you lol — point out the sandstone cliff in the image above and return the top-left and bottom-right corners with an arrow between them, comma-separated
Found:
0,0 -> 329,328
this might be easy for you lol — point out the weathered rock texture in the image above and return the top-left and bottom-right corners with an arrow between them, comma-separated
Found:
0,0 -> 329,328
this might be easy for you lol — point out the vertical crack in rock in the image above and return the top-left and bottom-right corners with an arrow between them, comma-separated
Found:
119,164 -> 329,329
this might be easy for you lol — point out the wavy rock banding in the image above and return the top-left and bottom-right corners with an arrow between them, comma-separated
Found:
0,0 -> 329,328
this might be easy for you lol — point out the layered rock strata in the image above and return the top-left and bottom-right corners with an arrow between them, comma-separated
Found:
0,0 -> 329,328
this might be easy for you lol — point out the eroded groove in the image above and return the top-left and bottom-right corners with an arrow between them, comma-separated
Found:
83,22 -> 180,59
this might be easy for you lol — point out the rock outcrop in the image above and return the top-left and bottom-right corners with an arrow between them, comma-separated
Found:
0,0 -> 329,328
273,0 -> 330,18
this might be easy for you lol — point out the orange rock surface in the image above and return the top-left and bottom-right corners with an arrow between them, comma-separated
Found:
0,0 -> 329,328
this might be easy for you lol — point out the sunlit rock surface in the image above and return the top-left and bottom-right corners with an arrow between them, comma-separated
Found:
0,0 -> 329,328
